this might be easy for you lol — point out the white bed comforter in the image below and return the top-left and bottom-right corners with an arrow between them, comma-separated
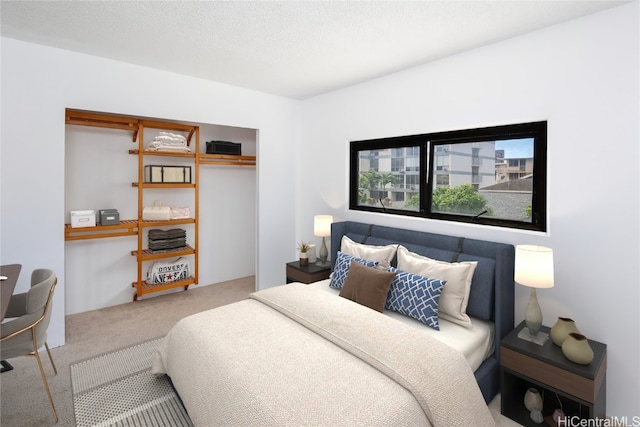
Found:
152,283 -> 495,426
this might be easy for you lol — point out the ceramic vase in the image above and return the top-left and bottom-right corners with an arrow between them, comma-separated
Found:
550,317 -> 580,347
299,252 -> 309,266
524,388 -> 544,424
524,388 -> 543,411
562,332 -> 594,364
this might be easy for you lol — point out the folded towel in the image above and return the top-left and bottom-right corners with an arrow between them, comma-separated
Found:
156,132 -> 187,144
146,132 -> 190,152
146,144 -> 191,152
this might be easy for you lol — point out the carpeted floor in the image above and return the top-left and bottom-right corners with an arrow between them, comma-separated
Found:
71,338 -> 192,427
0,277 -> 255,427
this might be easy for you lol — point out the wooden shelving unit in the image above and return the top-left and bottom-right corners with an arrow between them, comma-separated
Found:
64,220 -> 139,241
199,153 -> 256,166
65,110 -> 139,140
136,277 -> 196,296
132,182 -> 197,189
131,119 -> 199,301
131,245 -> 196,261
65,109 -> 200,301
65,109 -> 255,302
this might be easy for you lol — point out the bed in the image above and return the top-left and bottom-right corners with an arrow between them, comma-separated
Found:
152,221 -> 515,426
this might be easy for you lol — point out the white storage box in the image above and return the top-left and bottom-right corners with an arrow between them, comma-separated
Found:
70,210 -> 96,228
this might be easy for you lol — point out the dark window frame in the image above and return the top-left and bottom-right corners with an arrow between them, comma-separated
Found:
349,121 -> 548,232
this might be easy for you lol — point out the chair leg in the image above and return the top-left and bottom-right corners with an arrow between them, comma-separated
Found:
44,342 -> 57,375
34,347 -> 58,423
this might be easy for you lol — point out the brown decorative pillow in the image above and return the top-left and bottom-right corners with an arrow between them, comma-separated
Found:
339,260 -> 396,312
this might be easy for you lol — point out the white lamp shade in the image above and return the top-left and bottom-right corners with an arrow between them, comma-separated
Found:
514,245 -> 554,289
314,215 -> 333,237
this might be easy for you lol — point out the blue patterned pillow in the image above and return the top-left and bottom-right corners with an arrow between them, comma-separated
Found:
329,251 -> 379,289
385,266 -> 446,330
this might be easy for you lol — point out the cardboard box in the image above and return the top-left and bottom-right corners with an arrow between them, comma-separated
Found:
70,210 -> 96,228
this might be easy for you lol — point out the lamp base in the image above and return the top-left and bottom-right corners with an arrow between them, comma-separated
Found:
518,327 -> 549,346
318,236 -> 329,267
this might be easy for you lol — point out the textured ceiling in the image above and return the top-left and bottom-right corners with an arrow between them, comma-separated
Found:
0,1 -> 630,99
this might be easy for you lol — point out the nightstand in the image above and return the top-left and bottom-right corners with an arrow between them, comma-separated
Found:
500,321 -> 606,426
286,261 -> 331,284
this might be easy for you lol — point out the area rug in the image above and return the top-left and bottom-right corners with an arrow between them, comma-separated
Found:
70,338 -> 193,427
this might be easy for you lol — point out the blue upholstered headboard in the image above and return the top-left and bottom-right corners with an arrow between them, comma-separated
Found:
330,221 -> 515,403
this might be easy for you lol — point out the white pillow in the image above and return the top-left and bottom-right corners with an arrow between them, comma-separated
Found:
396,245 -> 478,328
341,235 -> 398,268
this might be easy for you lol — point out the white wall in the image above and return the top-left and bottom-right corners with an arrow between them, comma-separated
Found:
299,3 -> 639,420
1,38 -> 299,344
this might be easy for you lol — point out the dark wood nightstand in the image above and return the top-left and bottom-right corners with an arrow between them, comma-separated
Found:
286,261 -> 331,284
500,321 -> 606,426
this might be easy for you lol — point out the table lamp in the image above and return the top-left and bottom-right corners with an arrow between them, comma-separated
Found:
314,215 -> 333,266
514,245 -> 554,345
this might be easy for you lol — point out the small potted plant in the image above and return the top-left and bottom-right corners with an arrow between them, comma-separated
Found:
297,241 -> 311,266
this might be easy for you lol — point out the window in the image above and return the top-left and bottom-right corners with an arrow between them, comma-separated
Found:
349,121 -> 547,232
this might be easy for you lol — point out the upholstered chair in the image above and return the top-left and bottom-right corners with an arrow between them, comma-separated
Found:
1,268 -> 58,422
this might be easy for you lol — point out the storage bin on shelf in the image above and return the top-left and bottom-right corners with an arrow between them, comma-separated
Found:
70,210 -> 96,228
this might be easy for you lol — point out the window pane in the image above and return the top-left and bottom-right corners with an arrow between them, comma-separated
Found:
349,121 -> 546,232
431,138 -> 534,222
357,147 -> 420,211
